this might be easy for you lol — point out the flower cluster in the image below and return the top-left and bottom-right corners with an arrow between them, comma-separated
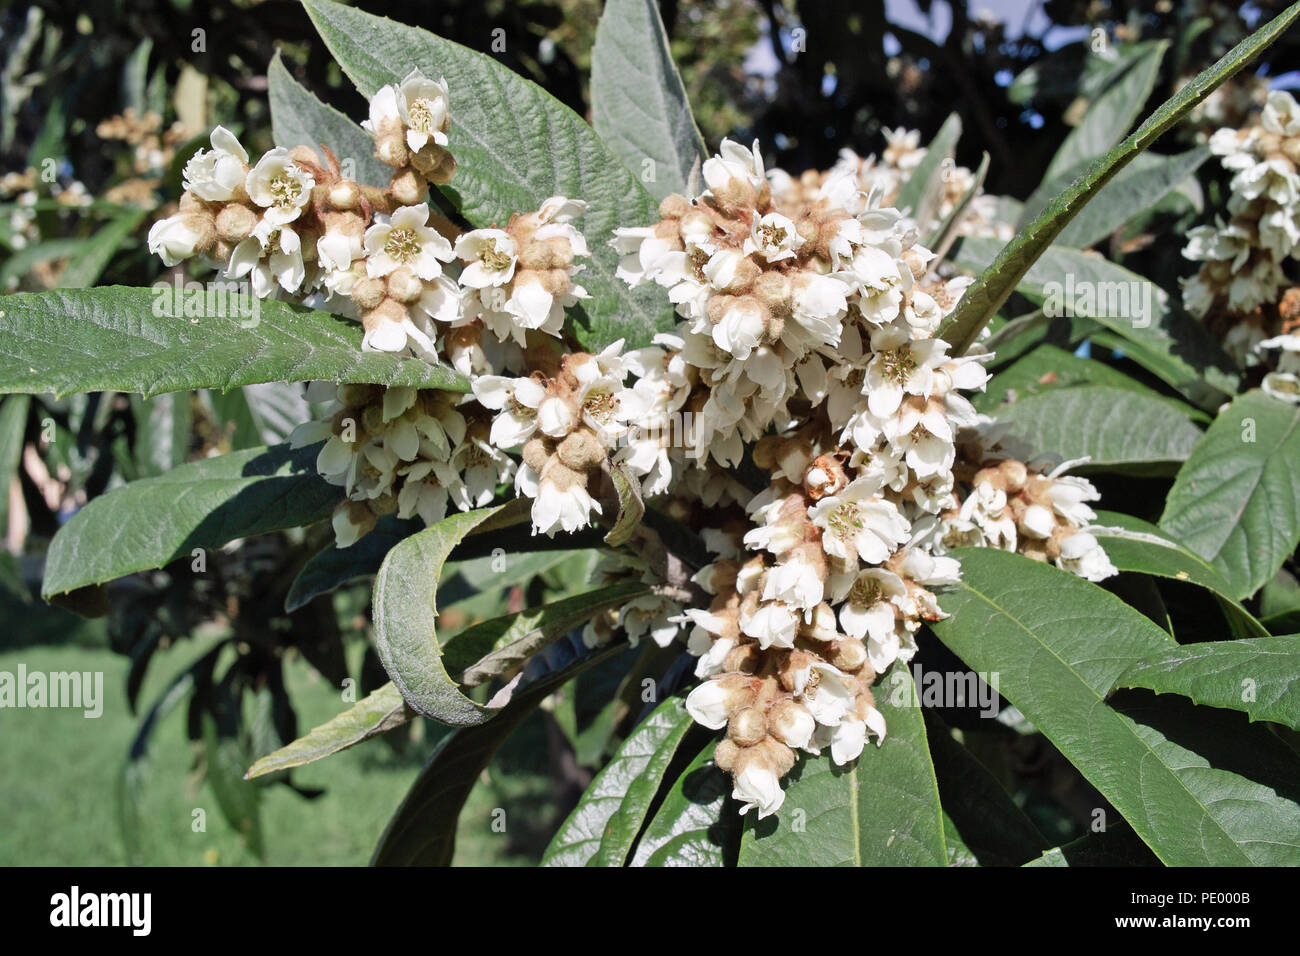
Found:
147,79 -> 1119,820
1182,89 -> 1300,397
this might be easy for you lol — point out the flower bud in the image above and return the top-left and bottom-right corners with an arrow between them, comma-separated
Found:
352,276 -> 388,312
555,428 -> 606,472
768,699 -> 815,749
387,169 -> 427,207
727,706 -> 767,746
386,265 -> 425,303
685,674 -> 758,730
214,204 -> 257,242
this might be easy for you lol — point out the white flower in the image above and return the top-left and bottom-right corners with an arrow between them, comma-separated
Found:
808,477 -> 910,565
455,229 -> 517,288
364,205 -> 454,279
531,470 -> 601,536
796,662 -> 855,727
227,224 -> 305,297
732,765 -> 784,818
147,214 -> 206,267
701,138 -> 765,195
837,568 -> 907,643
244,148 -> 314,226
399,70 -> 452,151
684,679 -> 738,730
182,126 -> 248,201
473,375 -> 546,448
744,212 -> 803,262
1056,531 -> 1118,582
762,553 -> 825,611
739,600 -> 799,649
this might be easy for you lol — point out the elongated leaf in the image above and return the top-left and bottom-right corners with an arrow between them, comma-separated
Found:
938,4 -> 1300,354
302,0 -> 673,350
1042,41 -> 1167,181
976,343 -> 1195,415
43,443 -> 339,596
1088,510 -> 1267,637
631,742 -> 734,866
925,712 -> 1050,866
932,549 -> 1300,865
202,714 -> 264,858
542,696 -> 695,866
0,286 -> 468,398
893,113 -> 961,224
1116,636 -> 1300,731
245,682 -> 412,779
1160,391 -> 1300,600
0,394 -> 30,534
1054,147 -> 1209,249
59,208 -> 147,288
590,0 -> 706,200
268,52 -> 391,188
737,665 -> 947,866
993,384 -> 1202,472
132,392 -> 192,477
372,636 -> 626,865
953,239 -> 1238,406
371,506 -> 509,725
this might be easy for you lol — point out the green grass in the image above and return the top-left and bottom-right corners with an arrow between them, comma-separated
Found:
0,638 -> 559,866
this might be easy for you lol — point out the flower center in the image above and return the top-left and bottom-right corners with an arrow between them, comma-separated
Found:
479,240 -> 513,272
269,170 -> 305,209
407,98 -> 438,133
385,226 -> 421,263
758,222 -> 789,248
827,500 -> 863,538
583,387 -> 618,423
849,576 -> 883,608
879,347 -> 916,384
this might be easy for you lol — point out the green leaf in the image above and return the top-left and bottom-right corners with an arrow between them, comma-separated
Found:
371,637 -> 626,865
1160,391 -> 1300,600
952,239 -> 1238,406
925,712 -> 1050,866
42,443 -> 339,596
1024,822 -> 1160,867
931,548 -> 1299,865
991,384 -> 1202,473
1042,41 -> 1168,181
267,51 -> 391,188
0,286 -> 468,399
542,696 -> 695,866
975,343 -> 1197,416
590,0 -> 706,200
1115,636 -> 1300,731
1053,148 -> 1209,249
131,392 -> 193,477
893,113 -> 961,226
631,742 -> 735,866
59,207 -> 147,288
737,664 -> 947,866
0,394 -> 30,535
1088,510 -> 1267,637
202,714 -> 264,858
245,682 -> 412,779
301,0 -> 673,350
937,4 -> 1300,355
371,506 -> 511,725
